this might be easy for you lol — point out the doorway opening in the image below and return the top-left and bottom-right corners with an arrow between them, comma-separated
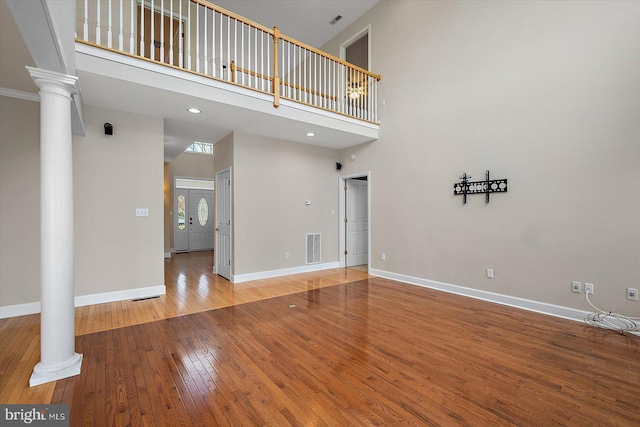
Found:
173,178 -> 215,253
339,172 -> 371,272
137,4 -> 185,66
340,26 -> 371,71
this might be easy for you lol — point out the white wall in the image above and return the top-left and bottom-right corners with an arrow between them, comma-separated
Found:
323,0 -> 640,314
0,97 -> 41,307
73,105 -> 164,297
0,101 -> 165,313
233,131 -> 339,275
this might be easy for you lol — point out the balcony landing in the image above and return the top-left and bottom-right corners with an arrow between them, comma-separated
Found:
76,43 -> 379,160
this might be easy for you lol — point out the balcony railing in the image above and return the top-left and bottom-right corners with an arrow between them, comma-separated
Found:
77,0 -> 381,123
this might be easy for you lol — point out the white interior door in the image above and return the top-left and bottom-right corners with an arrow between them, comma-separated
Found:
346,178 -> 368,267
216,169 -> 232,280
188,190 -> 215,251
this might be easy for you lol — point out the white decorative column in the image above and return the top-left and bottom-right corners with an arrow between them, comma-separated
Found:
27,67 -> 83,387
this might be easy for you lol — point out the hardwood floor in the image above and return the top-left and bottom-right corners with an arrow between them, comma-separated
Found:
2,251 -> 639,425
0,251 -> 369,405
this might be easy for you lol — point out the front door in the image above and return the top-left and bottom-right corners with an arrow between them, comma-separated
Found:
346,178 -> 368,267
216,169 -> 232,280
174,188 -> 214,252
188,190 -> 215,251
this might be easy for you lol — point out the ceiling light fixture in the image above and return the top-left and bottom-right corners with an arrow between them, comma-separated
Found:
187,107 -> 201,114
306,132 -> 315,137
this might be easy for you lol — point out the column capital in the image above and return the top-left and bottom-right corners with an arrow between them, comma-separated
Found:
26,66 -> 78,95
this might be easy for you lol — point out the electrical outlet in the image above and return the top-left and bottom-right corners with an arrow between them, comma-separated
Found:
381,253 -> 386,261
487,268 -> 494,278
284,252 -> 289,259
627,288 -> 638,301
572,281 -> 581,293
585,283 -> 594,295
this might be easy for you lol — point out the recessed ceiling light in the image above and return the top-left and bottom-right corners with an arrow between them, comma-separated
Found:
306,132 -> 315,137
187,107 -> 201,114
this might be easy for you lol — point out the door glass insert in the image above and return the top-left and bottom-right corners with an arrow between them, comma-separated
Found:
177,195 -> 186,229
197,197 -> 209,226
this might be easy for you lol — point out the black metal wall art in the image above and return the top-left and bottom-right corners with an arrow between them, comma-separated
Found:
453,170 -> 507,204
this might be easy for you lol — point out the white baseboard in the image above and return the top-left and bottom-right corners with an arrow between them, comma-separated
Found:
369,268 -> 589,323
0,285 -> 166,319
74,285 -> 166,307
0,301 -> 41,319
232,262 -> 340,283
164,252 -> 172,259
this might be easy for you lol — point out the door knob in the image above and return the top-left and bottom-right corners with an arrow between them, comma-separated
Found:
215,228 -> 219,231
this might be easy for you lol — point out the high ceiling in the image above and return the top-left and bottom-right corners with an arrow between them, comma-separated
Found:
1,0 -> 380,159
213,1 -> 379,49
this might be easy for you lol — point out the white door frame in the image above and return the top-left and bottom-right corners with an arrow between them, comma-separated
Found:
338,171 -> 371,268
173,177 -> 215,253
339,25 -> 372,71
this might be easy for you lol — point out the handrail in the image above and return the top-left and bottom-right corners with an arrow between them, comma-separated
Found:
191,0 -> 274,35
76,0 -> 381,123
277,32 -> 381,82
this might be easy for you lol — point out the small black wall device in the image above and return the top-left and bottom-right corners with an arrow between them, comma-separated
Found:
104,123 -> 113,135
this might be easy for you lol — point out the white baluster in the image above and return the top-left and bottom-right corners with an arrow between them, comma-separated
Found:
83,0 -> 88,41
118,0 -> 123,51
347,67 -> 351,116
219,11 -> 223,78
187,0 -> 192,70
292,44 -> 296,101
254,27 -> 257,89
149,0 -> 155,60
195,4 -> 199,72
266,31 -> 270,91
330,59 -> 334,110
324,57 -> 328,109
179,0 -> 183,67
241,22 -> 245,86
360,71 -> 364,118
107,0 -> 112,48
139,0 -> 144,57
370,76 -> 374,121
260,31 -> 265,91
169,0 -> 173,65
233,18 -> 240,83
211,9 -> 216,77
160,0 -> 165,63
374,75 -> 378,122
234,19 -> 237,82
203,7 -> 208,74
356,71 -> 362,117
227,15 -> 231,81
338,63 -> 343,113
314,53 -> 318,106
96,0 -> 101,45
129,0 -> 134,54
